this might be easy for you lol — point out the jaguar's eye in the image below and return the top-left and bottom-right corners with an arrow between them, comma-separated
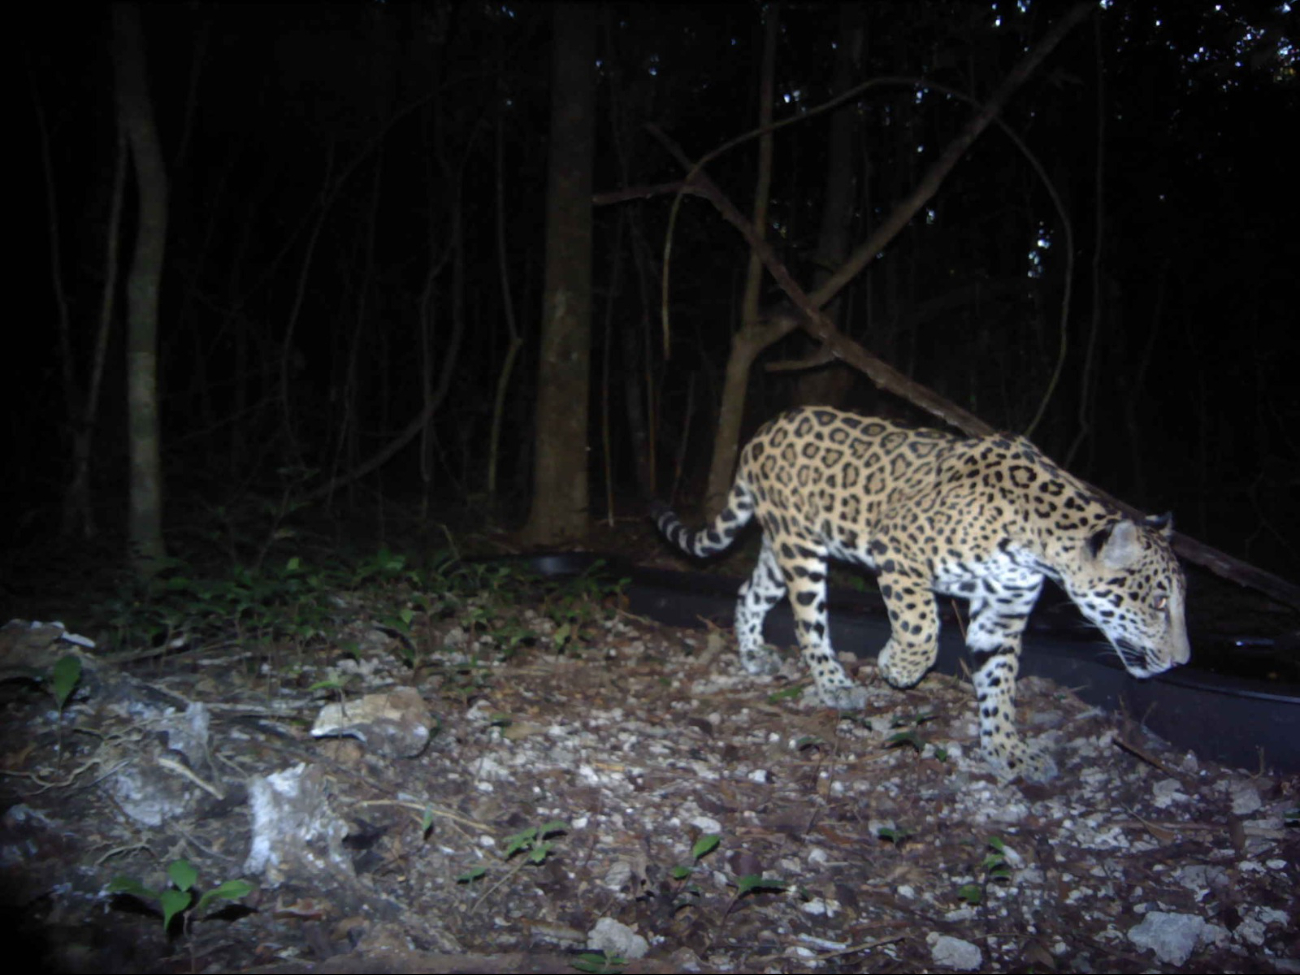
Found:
1153,595 -> 1168,612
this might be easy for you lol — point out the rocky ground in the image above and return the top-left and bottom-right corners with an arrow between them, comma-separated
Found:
1,570 -> 1296,974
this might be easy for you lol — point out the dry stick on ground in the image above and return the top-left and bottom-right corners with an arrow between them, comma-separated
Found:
606,7 -> 1300,611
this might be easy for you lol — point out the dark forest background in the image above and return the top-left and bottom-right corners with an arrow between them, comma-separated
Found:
10,1 -> 1298,594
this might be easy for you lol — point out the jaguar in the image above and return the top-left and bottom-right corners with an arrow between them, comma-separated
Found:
651,407 -> 1190,780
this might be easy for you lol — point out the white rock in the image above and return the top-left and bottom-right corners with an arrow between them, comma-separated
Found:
927,933 -> 982,971
587,917 -> 649,959
1127,910 -> 1226,965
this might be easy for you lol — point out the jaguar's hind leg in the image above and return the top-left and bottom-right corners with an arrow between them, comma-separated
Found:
776,538 -> 867,710
734,539 -> 784,675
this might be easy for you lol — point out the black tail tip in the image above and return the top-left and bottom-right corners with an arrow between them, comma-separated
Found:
648,499 -> 671,522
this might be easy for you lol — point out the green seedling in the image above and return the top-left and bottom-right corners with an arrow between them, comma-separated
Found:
108,859 -> 253,933
491,617 -> 536,656
884,711 -> 949,762
713,871 -> 789,939
885,729 -> 926,752
767,683 -> 807,704
377,605 -> 417,640
538,562 -> 628,654
572,951 -> 627,974
307,673 -> 355,709
50,655 -> 82,712
733,873 -> 788,898
956,882 -> 984,905
461,604 -> 494,639
462,820 -> 572,912
669,833 -> 720,912
308,674 -> 350,694
956,837 -> 1012,905
981,836 -> 1012,881
439,658 -> 495,702
354,548 -> 408,583
503,820 -> 570,865
877,825 -> 914,846
552,620 -> 575,654
670,833 -> 720,882
47,653 -> 85,768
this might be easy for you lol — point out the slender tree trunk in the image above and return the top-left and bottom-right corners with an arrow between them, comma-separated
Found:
703,5 -> 781,515
40,71 -> 127,538
521,3 -> 594,544
1067,13 -> 1107,468
620,242 -> 655,498
489,100 -> 523,502
794,1 -> 863,407
113,2 -> 168,573
602,7 -> 656,500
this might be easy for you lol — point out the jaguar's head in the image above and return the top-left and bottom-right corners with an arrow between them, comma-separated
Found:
1074,514 -> 1191,678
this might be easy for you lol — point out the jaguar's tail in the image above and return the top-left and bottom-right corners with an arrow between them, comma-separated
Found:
649,479 -> 756,558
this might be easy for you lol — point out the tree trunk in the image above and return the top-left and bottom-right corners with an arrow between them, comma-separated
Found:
521,3 -> 595,545
702,6 -> 781,515
794,1 -> 863,407
113,2 -> 168,574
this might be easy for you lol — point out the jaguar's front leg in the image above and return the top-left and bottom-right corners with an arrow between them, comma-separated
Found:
778,540 -> 867,710
967,580 -> 1056,781
874,564 -> 941,689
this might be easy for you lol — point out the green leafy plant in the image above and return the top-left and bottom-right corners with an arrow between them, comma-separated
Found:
670,833 -> 720,882
461,821 -> 572,911
97,555 -> 342,656
437,657 -> 495,703
713,870 -> 788,938
45,653 -> 86,767
956,837 -> 1013,905
884,711 -> 949,762
981,836 -> 1012,880
766,683 -> 808,703
490,617 -> 536,656
107,859 -> 253,933
666,833 -> 720,913
877,825 -> 914,846
539,561 -> 628,654
733,873 -> 788,898
49,655 -> 83,712
503,820 -> 570,865
307,671 -> 355,700
955,882 -> 983,905
572,951 -> 627,974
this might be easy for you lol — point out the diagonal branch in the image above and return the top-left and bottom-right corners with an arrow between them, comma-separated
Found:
649,136 -> 1300,609
810,2 -> 1093,308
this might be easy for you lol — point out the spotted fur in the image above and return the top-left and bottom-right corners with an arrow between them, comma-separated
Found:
652,407 -> 1190,780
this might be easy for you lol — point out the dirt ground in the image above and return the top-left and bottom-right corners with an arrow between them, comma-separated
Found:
1,566 -> 1297,974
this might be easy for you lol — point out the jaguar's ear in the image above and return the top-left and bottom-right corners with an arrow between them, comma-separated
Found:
1088,520 -> 1142,568
1144,511 -> 1174,538
1086,523 -> 1112,559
